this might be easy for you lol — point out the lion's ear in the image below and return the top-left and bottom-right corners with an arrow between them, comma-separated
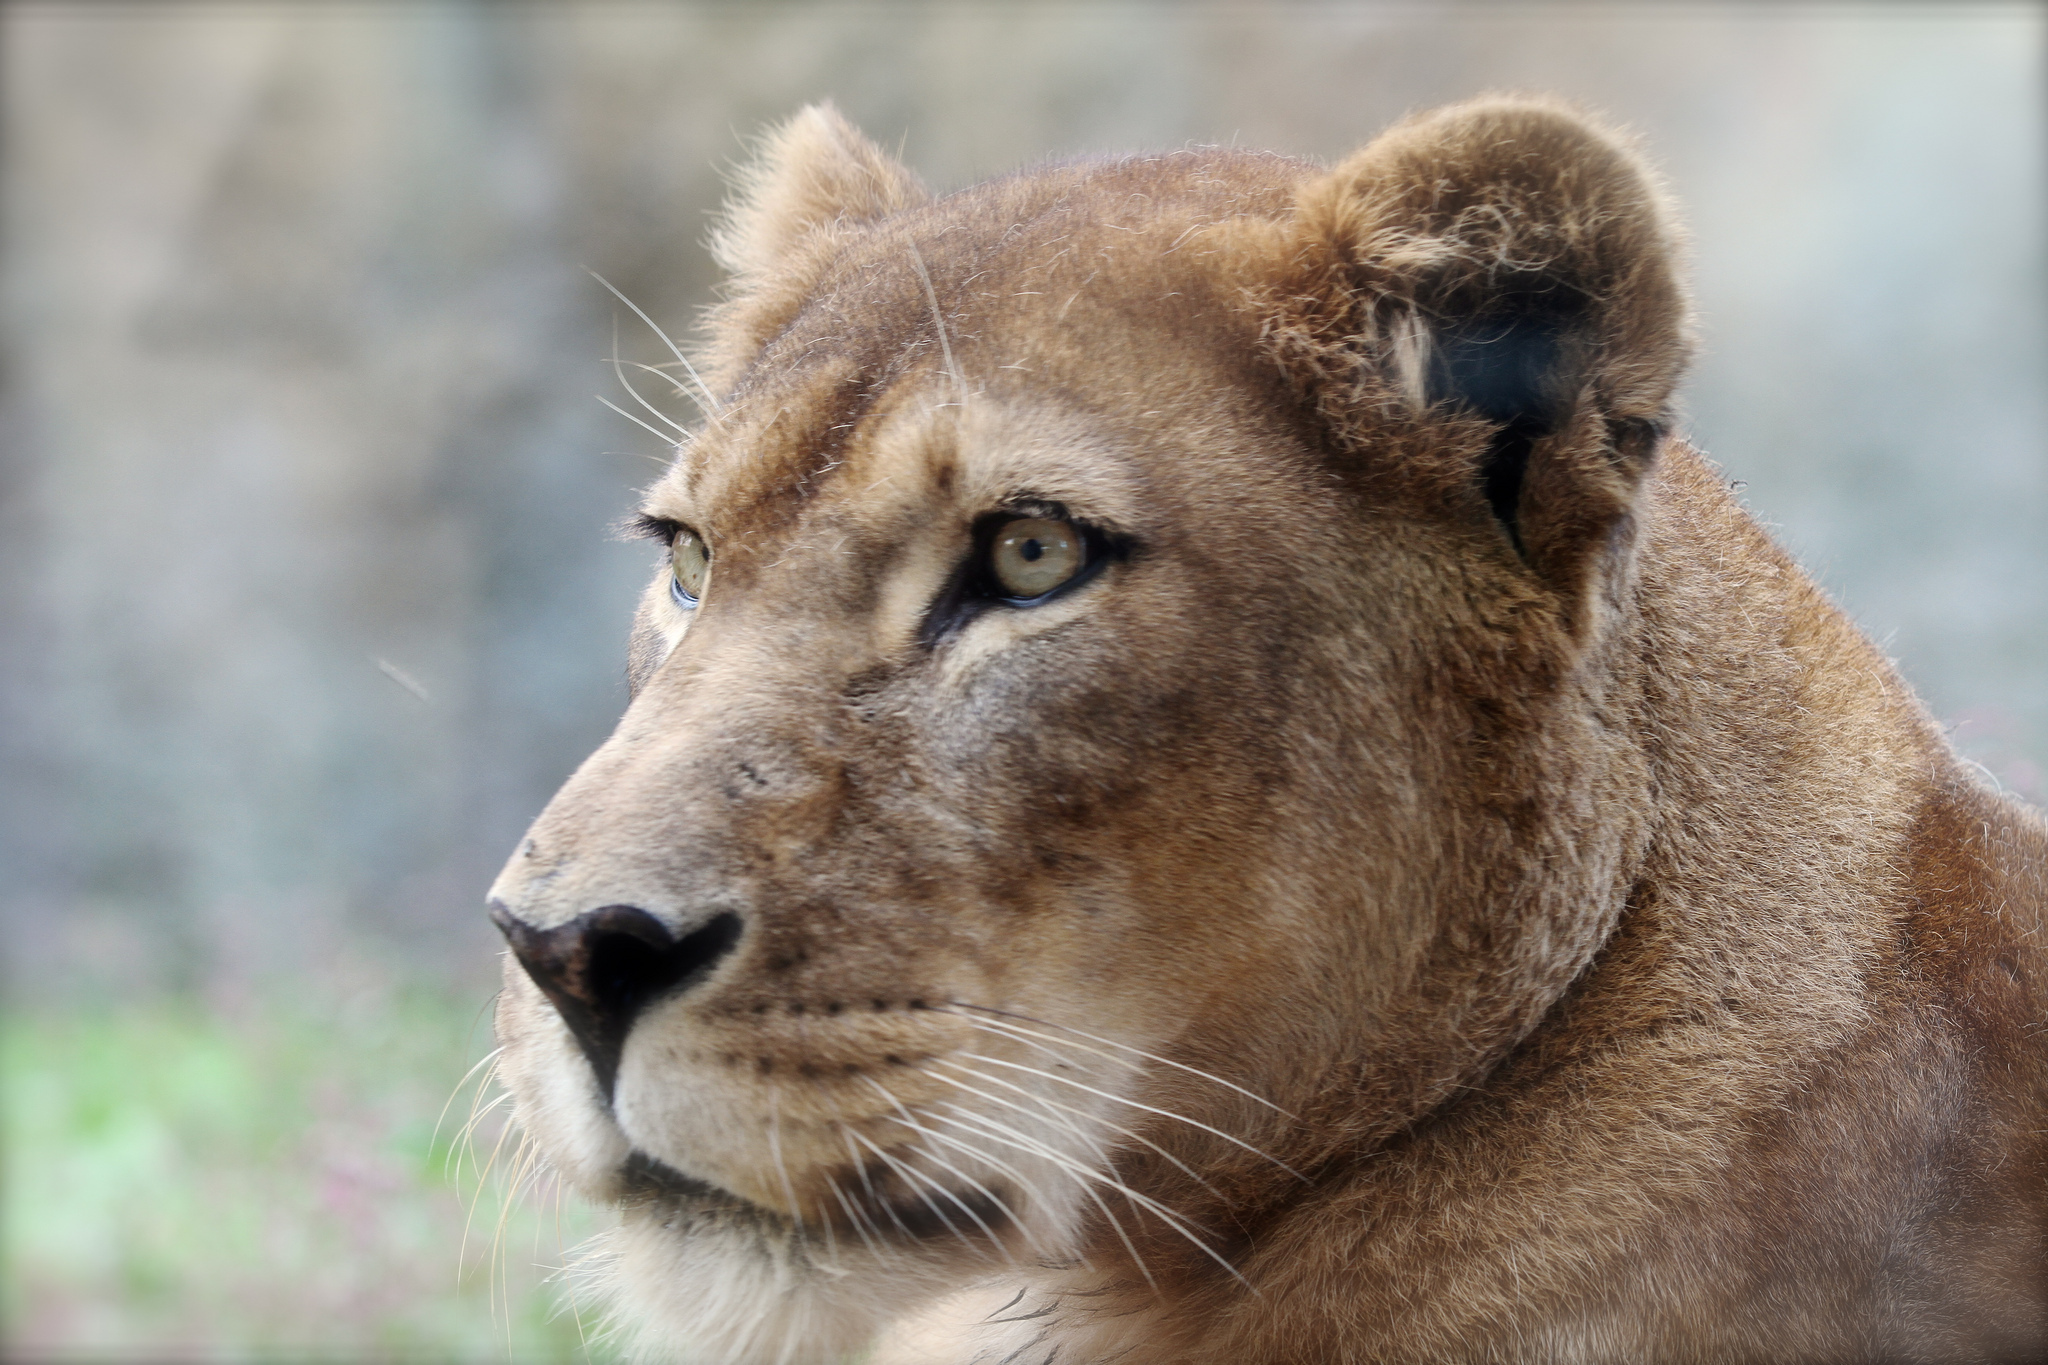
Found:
710,104 -> 929,284
1280,98 -> 1691,579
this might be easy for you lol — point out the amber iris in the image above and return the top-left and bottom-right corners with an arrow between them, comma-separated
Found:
670,528 -> 710,606
989,518 -> 1083,599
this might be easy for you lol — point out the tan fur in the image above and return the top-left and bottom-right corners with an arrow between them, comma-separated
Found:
488,100 -> 2048,1363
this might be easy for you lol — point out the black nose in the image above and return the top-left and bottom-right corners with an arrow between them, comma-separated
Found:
488,902 -> 743,1100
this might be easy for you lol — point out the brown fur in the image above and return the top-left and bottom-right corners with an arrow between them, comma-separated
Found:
486,100 -> 2048,1363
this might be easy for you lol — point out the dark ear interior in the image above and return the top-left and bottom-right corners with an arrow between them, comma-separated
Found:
1277,97 -> 1692,584
1427,310 -> 1573,554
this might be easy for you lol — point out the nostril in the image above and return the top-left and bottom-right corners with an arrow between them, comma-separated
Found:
488,901 -> 743,1101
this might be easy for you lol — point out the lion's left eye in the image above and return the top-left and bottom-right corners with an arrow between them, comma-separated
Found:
987,518 -> 1084,600
670,528 -> 710,608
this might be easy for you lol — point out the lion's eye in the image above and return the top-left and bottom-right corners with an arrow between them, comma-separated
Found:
988,518 -> 1084,600
670,528 -> 710,608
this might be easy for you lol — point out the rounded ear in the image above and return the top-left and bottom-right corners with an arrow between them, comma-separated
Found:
699,104 -> 928,391
710,103 -> 929,285
1272,98 -> 1692,582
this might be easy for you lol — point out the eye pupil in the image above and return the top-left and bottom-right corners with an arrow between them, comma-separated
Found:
1021,539 -> 1044,562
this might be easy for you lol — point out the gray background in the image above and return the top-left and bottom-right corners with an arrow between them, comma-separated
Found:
3,1 -> 2042,1002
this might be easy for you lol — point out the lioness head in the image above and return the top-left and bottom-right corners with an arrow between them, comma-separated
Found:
488,98 -> 1694,1359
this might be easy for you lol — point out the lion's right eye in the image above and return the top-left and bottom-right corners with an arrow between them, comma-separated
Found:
987,518 -> 1085,601
670,529 -> 710,608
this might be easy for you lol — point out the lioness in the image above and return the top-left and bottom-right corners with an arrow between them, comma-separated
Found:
486,99 -> 2048,1363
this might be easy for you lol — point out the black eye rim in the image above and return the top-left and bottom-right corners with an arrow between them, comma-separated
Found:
919,504 -> 1132,647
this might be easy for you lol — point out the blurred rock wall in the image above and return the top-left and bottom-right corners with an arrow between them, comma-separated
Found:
2,2 -> 2041,997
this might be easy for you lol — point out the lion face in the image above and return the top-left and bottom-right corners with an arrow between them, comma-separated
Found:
487,101 -> 1689,1359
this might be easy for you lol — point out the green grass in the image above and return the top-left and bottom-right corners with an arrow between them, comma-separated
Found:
2,985 -> 613,1362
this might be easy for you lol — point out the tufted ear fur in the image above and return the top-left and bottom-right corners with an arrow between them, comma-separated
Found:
699,105 -> 928,390
710,103 -> 929,285
1270,97 -> 1691,591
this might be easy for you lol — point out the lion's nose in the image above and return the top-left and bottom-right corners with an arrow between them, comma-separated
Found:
488,902 -> 743,1100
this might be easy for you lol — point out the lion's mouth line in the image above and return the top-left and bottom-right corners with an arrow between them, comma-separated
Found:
618,1147 -> 1019,1251
620,1148 -> 730,1204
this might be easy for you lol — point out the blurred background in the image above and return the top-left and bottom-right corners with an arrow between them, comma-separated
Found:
2,2 -> 2041,1359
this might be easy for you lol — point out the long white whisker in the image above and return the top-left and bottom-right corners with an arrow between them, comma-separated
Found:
454,1091 -> 514,1191
907,243 -> 967,404
587,269 -> 723,420
915,1059 -> 1140,1243
461,1093 -> 524,1280
595,393 -> 683,444
621,357 -> 711,403
896,1077 -> 1070,1199
945,1003 -> 1299,1118
860,1080 -> 1011,1268
916,1057 -> 1126,1197
841,1125 -> 915,1242
766,1088 -> 807,1236
846,1127 -> 986,1261
825,1170 -> 887,1261
959,1051 -> 1307,1181
938,1104 -> 1252,1291
921,1103 -> 1158,1292
435,1045 -> 504,1151
938,1059 -> 1226,1202
862,1084 -> 1058,1259
919,1062 -> 1173,1232
450,1052 -> 507,1194
880,1116 -> 1065,1258
860,1078 -> 1017,1263
606,318 -> 691,436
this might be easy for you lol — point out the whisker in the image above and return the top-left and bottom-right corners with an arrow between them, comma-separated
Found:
434,1045 -> 504,1154
448,1051 -> 507,1194
595,393 -> 684,445
916,1058 -> 1119,1176
958,1050 -> 1307,1181
906,244 -> 966,405
587,269 -> 723,420
922,1104 -> 1160,1292
937,1104 -> 1252,1291
861,1079 -> 1057,1260
918,1061 -> 1178,1224
841,1125 -> 916,1242
935,1059 -> 1227,1202
450,1087 -> 512,1197
825,1170 -> 887,1261
461,1090 -> 524,1282
606,315 -> 696,431
945,1004 -> 1300,1118
858,1079 -> 1018,1262
878,1116 -> 1063,1260
862,1085 -> 1019,1242
846,1126 -> 987,1260
606,316 -> 692,438
766,1087 -> 807,1236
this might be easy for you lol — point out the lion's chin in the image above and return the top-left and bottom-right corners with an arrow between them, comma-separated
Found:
586,1153 -> 994,1365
